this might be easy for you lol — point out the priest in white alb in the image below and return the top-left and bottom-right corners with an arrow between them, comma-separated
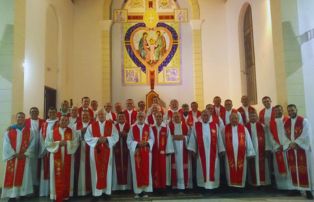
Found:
127,112 -> 154,198
222,112 -> 255,188
112,112 -> 132,191
25,107 -> 45,187
246,110 -> 271,186
283,104 -> 313,199
1,112 -> 35,199
188,110 -> 225,189
269,105 -> 293,190
151,111 -> 174,190
73,110 -> 92,196
168,112 -> 193,190
38,107 -> 59,197
45,116 -> 79,201
85,109 -> 119,197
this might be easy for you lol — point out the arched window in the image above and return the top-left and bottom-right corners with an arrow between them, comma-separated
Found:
243,5 -> 257,104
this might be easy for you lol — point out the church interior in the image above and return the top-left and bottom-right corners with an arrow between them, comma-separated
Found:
1,0 -> 314,201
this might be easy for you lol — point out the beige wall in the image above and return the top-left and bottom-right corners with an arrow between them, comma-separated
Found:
23,0 -> 74,115
199,0 -> 229,105
67,0 -> 104,107
0,0 -> 14,186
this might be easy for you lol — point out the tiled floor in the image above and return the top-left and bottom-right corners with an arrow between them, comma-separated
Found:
0,189 -> 311,202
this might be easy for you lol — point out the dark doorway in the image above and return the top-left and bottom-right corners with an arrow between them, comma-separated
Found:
44,86 -> 57,119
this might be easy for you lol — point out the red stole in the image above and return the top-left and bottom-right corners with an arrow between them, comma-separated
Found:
284,116 -> 309,188
237,106 -> 255,123
4,127 -> 31,188
222,109 -> 238,125
151,125 -> 168,188
74,122 -> 91,194
195,122 -> 218,182
114,123 -> 130,185
269,119 -> 287,175
133,124 -> 150,187
246,122 -> 266,185
167,110 -> 174,121
25,118 -> 45,130
92,121 -> 112,189
224,124 -> 246,186
187,111 -> 201,126
169,121 -> 189,188
147,114 -> 155,125
111,112 -> 117,122
53,127 -> 73,201
124,110 -> 137,125
212,105 -> 226,119
259,108 -> 275,124
211,115 -> 220,126
78,107 -> 94,121
41,121 -> 59,180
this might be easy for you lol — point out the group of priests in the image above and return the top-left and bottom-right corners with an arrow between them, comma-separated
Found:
2,95 -> 313,201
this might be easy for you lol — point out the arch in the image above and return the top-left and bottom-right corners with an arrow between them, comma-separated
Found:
239,3 -> 257,104
103,0 -> 113,20
103,0 -> 200,20
188,0 -> 200,19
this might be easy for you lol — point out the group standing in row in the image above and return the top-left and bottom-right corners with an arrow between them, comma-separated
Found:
2,95 -> 313,201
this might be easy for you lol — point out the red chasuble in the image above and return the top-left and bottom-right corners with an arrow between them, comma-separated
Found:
114,123 -> 130,185
259,108 -> 276,124
4,127 -> 31,188
168,121 -> 189,188
269,119 -> 288,175
124,110 -> 137,125
224,124 -> 246,186
41,121 -> 59,180
284,116 -> 309,188
53,127 -> 73,201
133,124 -> 150,187
246,122 -> 266,185
212,105 -> 226,119
74,122 -> 91,194
151,125 -> 168,188
195,122 -> 218,182
92,121 -> 112,189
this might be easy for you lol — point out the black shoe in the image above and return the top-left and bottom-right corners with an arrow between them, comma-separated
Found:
91,196 -> 99,202
306,191 -> 313,199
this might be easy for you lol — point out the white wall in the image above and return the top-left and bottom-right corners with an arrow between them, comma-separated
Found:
24,0 -> 74,115
225,0 -> 278,109
281,0 -> 306,115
